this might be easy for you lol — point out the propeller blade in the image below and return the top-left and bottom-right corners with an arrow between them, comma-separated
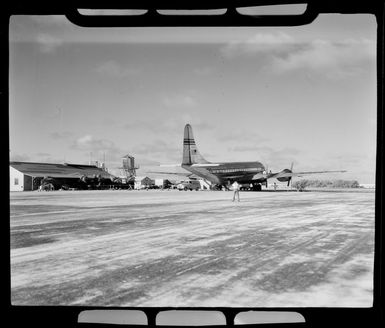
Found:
288,162 -> 294,187
265,163 -> 269,188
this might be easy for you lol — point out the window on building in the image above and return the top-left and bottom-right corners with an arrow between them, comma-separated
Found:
14,178 -> 19,185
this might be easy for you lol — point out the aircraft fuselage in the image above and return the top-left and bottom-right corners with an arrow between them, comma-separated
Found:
182,161 -> 265,185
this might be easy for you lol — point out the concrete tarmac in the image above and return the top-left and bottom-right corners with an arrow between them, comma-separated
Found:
10,189 -> 375,307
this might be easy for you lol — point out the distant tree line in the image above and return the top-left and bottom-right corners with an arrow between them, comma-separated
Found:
292,179 -> 360,191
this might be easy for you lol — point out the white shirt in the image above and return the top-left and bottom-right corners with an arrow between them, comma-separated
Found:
232,182 -> 240,191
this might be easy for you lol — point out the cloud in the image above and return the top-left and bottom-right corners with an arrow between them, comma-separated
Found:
218,131 -> 269,144
266,147 -> 301,163
10,152 -> 65,164
220,32 -> 375,79
122,116 -> 213,141
71,135 -> 147,166
162,94 -> 197,108
228,144 -> 300,169
96,60 -> 141,78
221,32 -> 296,58
122,121 -> 156,131
230,145 -> 265,152
72,135 -> 123,162
132,140 -> 180,157
131,140 -> 181,165
102,118 -> 118,127
36,152 -> 51,157
299,152 -> 376,183
161,114 -> 213,132
34,154 -> 65,164
10,153 -> 31,162
50,132 -> 72,140
135,158 -> 161,166
36,33 -> 63,53
327,152 -> 375,170
72,135 -> 116,152
193,66 -> 214,76
272,38 -> 375,78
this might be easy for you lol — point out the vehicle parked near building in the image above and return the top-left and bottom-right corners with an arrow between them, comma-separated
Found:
177,180 -> 201,191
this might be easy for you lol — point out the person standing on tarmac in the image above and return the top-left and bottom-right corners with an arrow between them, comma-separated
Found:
232,181 -> 240,202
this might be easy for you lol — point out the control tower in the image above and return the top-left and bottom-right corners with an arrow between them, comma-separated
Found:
121,154 -> 139,181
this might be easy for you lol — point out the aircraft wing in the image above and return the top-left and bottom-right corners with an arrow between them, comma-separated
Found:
269,170 -> 347,179
251,173 -> 268,180
191,163 -> 221,167
251,170 -> 346,181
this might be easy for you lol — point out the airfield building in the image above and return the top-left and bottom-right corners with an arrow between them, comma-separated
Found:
134,176 -> 155,189
10,161 -> 116,191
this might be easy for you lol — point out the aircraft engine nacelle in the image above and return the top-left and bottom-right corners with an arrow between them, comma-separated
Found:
277,164 -> 294,187
277,168 -> 292,182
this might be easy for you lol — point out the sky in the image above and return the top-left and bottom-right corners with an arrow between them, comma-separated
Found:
9,13 -> 377,183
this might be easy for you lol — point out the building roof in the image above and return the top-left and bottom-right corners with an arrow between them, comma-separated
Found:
10,162 -> 116,179
135,176 -> 154,182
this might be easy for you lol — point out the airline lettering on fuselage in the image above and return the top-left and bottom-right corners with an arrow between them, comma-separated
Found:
184,138 -> 195,145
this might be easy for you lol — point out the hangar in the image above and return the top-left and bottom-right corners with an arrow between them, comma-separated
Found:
9,161 -> 116,191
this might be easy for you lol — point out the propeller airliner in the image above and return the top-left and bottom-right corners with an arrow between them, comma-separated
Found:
158,124 -> 346,191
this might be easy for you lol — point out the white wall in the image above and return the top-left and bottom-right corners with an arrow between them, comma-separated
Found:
10,166 -> 25,191
360,183 -> 375,189
155,179 -> 164,187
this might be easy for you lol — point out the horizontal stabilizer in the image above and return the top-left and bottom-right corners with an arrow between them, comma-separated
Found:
160,164 -> 182,167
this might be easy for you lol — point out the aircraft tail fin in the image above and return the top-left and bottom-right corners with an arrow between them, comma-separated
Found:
182,124 -> 210,165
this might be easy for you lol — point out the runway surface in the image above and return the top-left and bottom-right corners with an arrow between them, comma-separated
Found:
10,189 -> 375,307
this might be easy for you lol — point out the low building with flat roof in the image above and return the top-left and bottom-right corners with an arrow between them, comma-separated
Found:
10,161 -> 116,191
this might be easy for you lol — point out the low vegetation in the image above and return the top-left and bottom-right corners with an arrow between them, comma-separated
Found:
292,179 -> 360,191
